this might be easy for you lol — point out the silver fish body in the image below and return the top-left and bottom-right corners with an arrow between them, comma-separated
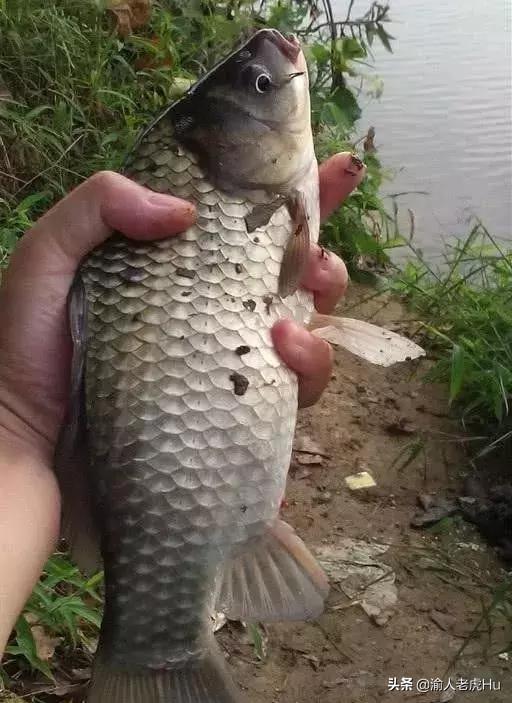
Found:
57,29 -> 328,703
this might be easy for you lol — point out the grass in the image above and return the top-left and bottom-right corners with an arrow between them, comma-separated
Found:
0,0 -> 399,269
0,554 -> 102,692
390,226 -> 511,663
401,542 -> 512,669
391,223 -> 512,458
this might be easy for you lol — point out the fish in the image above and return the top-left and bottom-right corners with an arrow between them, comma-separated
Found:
55,28 -> 425,703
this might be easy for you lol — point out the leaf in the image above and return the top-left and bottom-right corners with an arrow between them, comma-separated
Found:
329,85 -> 362,128
248,623 -> 267,661
7,615 -> 54,681
309,42 -> 330,65
376,25 -> 395,53
25,105 -> 53,121
16,191 -> 49,213
320,101 -> 345,128
30,625 -> 61,662
107,0 -> 152,38
449,344 -> 465,402
366,26 -> 376,47
341,37 -> 366,61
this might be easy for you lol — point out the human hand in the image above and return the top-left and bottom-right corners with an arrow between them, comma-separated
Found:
0,153 -> 364,652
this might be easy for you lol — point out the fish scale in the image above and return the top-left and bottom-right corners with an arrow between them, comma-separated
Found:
81,115 -> 319,673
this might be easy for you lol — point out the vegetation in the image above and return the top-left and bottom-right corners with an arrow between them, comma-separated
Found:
0,0 -> 397,274
1,556 -> 102,689
391,223 -> 512,459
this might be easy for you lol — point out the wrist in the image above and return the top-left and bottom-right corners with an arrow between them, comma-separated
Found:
0,442 -> 61,656
0,381 -> 57,465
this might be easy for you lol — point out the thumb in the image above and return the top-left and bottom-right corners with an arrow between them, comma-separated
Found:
5,170 -> 196,287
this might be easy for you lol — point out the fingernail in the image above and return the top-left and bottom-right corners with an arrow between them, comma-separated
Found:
318,246 -> 330,261
350,153 -> 365,170
147,193 -> 196,223
147,192 -> 175,207
286,321 -> 311,350
147,192 -> 194,213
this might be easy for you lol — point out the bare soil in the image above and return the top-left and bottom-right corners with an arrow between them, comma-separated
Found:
219,284 -> 512,703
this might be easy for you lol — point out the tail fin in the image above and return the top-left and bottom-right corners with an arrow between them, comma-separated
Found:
217,519 -> 329,622
88,647 -> 240,703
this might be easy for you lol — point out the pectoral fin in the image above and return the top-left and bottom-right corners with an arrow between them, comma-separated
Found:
216,519 -> 329,622
54,275 -> 102,575
308,312 -> 426,367
278,190 -> 311,298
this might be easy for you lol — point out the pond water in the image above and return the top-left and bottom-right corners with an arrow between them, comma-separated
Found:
333,0 -> 512,259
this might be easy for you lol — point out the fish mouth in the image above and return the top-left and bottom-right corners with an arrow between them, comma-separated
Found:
268,30 -> 302,65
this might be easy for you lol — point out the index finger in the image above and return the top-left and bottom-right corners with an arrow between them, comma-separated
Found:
319,152 -> 366,222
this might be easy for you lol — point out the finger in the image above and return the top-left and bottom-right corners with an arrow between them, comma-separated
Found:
301,243 -> 348,314
271,319 -> 333,408
7,171 -> 196,281
319,152 -> 366,222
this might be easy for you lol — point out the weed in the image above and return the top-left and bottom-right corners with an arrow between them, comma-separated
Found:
247,623 -> 268,661
391,222 -> 512,455
402,544 -> 512,669
0,0 -> 395,264
1,554 -> 102,690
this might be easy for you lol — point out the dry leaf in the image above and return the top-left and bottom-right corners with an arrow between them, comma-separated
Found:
293,435 -> 329,457
108,0 -> 152,37
302,653 -> 320,670
322,677 -> 347,689
296,453 -> 323,466
315,539 -> 398,624
294,467 -> 312,480
429,609 -> 456,632
385,418 -> 416,435
32,626 -> 61,661
24,614 -> 62,661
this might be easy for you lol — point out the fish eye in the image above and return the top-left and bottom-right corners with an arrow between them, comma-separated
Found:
255,73 -> 272,94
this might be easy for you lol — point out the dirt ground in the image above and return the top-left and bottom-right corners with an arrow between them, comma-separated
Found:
219,285 -> 512,703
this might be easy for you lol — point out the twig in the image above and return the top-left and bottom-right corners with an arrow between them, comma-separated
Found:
314,621 -> 354,663
0,169 -> 26,183
15,134 -> 83,196
387,190 -> 430,198
0,135 -> 12,171
345,0 -> 356,24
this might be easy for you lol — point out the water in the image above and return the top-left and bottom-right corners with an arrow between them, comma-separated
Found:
333,0 -> 512,259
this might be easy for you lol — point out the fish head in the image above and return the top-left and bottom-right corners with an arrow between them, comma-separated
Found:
221,29 -> 310,136
169,29 -> 315,191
